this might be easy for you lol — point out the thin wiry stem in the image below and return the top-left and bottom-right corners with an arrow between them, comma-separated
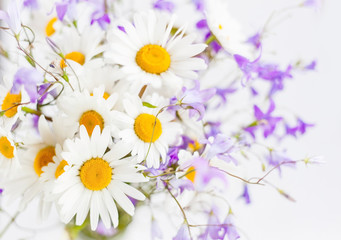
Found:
165,183 -> 193,240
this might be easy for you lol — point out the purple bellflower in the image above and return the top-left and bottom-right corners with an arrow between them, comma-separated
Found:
244,99 -> 282,138
234,54 -> 261,85
151,220 -> 163,240
23,0 -> 39,9
199,207 -> 240,240
171,80 -> 216,121
241,185 -> 251,204
191,156 -> 227,190
204,134 -> 238,165
11,67 -> 44,103
55,0 -> 78,21
304,60 -> 317,70
266,150 -> 295,176
234,53 -> 292,95
173,224 -> 191,240
246,32 -> 262,49
285,118 -> 314,138
96,220 -> 117,237
153,0 -> 175,12
0,0 -> 21,35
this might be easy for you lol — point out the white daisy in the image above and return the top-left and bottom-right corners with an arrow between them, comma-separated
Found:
54,25 -> 105,70
0,75 -> 29,128
113,93 -> 182,168
54,125 -> 147,230
0,125 -> 20,176
2,116 -> 58,212
205,0 -> 250,55
57,88 -> 118,137
106,10 -> 207,95
79,66 -> 126,109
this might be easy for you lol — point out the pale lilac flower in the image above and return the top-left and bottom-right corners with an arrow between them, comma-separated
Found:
0,0 -> 21,34
173,224 -> 190,240
192,0 -> 205,11
96,220 -> 117,236
302,0 -> 322,9
285,118 -> 314,137
234,54 -> 260,84
11,67 -> 44,103
151,219 -> 163,239
304,60 -> 317,70
191,157 -> 227,190
153,0 -> 175,12
199,207 -> 240,240
224,216 -> 240,240
205,121 -> 222,138
171,80 -> 216,120
55,0 -> 77,21
91,12 -> 110,29
215,87 -> 237,105
247,32 -> 262,49
244,99 -> 282,138
266,150 -> 295,175
0,189 -> 3,195
204,134 -> 238,164
23,0 -> 39,9
241,185 -> 251,204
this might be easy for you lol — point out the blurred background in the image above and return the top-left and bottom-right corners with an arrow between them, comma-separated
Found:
0,0 -> 340,239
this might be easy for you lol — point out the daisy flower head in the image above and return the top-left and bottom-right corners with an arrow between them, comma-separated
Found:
79,66 -> 126,108
57,88 -> 118,137
44,24 -> 106,76
55,125 -> 148,230
205,0 -> 250,55
113,93 -> 182,169
106,10 -> 207,95
0,74 -> 29,128
2,116 -> 59,211
0,126 -> 20,177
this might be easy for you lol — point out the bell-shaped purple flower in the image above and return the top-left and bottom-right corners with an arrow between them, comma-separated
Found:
11,67 -> 44,103
245,99 -> 282,138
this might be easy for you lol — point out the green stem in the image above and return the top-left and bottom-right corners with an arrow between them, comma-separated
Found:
0,211 -> 20,238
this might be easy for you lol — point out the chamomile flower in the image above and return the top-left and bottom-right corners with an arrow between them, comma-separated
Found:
0,126 -> 20,176
113,93 -> 182,168
54,125 -> 147,230
57,88 -> 118,136
106,11 -> 207,95
79,66 -> 126,108
41,24 -> 105,80
3,116 -> 59,211
206,0 -> 250,55
0,75 -> 29,128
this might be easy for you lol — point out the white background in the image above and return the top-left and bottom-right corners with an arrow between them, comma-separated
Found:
1,0 -> 341,239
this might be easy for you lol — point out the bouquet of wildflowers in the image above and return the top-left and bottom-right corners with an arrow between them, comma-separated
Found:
0,0 -> 321,239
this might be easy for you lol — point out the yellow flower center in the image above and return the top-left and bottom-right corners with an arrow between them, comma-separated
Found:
0,136 -> 14,159
218,24 -> 223,30
79,110 -> 104,136
55,160 -> 68,179
80,158 -> 112,191
34,146 -> 55,177
134,113 -> 162,143
186,166 -> 196,183
135,44 -> 171,74
45,17 -> 58,36
90,92 -> 110,100
188,140 -> 201,152
1,91 -> 21,118
60,51 -> 86,68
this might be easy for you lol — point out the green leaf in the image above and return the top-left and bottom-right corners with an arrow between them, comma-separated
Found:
142,102 -> 157,108
25,55 -> 36,67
